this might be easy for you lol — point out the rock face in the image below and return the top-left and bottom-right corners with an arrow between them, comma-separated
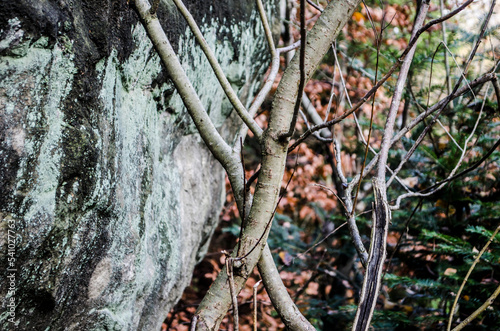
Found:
0,1 -> 277,330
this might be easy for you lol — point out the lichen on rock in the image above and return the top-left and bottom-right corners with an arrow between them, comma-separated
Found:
0,0 -> 279,330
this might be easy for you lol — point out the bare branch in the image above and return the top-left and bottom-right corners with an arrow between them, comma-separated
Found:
352,4 -> 386,214
302,92 -> 332,137
353,72 -> 496,187
237,7 -> 319,323
247,0 -> 281,118
352,178 -> 390,331
289,0 -> 475,151
258,245 -> 316,331
298,221 -> 348,258
280,0 -> 307,139
299,109 -> 332,142
385,0 -> 496,192
420,135 -> 500,194
132,1 -> 253,262
352,3 -> 429,330
132,0 -> 236,167
394,72 -> 496,147
255,0 -> 277,59
306,0 -> 323,12
252,280 -> 262,331
376,1 -> 429,180
312,183 -> 348,211
277,40 -> 301,53
225,255 -> 239,331
383,198 -> 423,280
437,119 -> 463,152
171,0 -> 263,140
448,225 -> 500,331
343,181 -> 369,266
194,0 -> 363,327
235,1 -> 288,152
439,0 -> 452,95
333,136 -> 348,185
190,315 -> 198,331
329,119 -> 369,264
389,81 -> 489,189
391,132 -> 500,209
452,283 -> 500,331
351,112 -> 413,193
333,45 -> 412,194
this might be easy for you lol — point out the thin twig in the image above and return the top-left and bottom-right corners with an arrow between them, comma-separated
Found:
234,0 -> 286,152
248,0 -> 280,118
383,198 -> 423,280
241,40 -> 301,126
171,0 -> 263,140
278,40 -> 302,53
299,109 -> 333,142
352,4 -> 383,214
377,0 -> 429,180
333,137 -> 348,185
452,284 -> 500,331
246,168 -> 260,189
333,45 -> 412,194
406,78 -> 458,152
302,91 -> 332,137
437,42 -> 478,101
440,0 -> 452,98
280,0 -> 306,139
420,136 -> 500,194
288,0 -> 475,152
293,271 -> 320,301
390,131 -> 500,210
225,253 -> 239,331
436,119 -> 463,152
388,73 -> 485,188
344,186 -> 369,266
298,221 -> 347,259
306,0 -> 323,12
311,183 -> 348,211
253,280 -> 262,331
351,74 -> 495,204
391,72 -> 496,156
132,0 -> 242,194
237,147 -> 302,261
353,3 -> 429,330
255,0 -> 276,59
238,137 -> 247,256
190,315 -> 198,331
448,225 -> 500,331
385,0 -> 496,189
258,246 -> 316,330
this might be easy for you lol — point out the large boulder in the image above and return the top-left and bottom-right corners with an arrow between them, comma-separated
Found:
0,1 -> 278,330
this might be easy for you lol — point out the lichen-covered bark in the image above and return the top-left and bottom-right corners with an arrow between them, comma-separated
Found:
0,1 -> 278,330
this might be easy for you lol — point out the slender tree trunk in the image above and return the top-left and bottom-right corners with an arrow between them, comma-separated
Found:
193,0 -> 362,329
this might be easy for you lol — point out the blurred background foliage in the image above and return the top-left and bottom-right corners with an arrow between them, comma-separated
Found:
165,0 -> 499,329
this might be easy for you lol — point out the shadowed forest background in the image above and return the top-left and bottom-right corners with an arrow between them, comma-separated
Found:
165,0 -> 500,330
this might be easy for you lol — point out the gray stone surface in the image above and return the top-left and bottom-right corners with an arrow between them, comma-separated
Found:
0,1 -> 277,330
